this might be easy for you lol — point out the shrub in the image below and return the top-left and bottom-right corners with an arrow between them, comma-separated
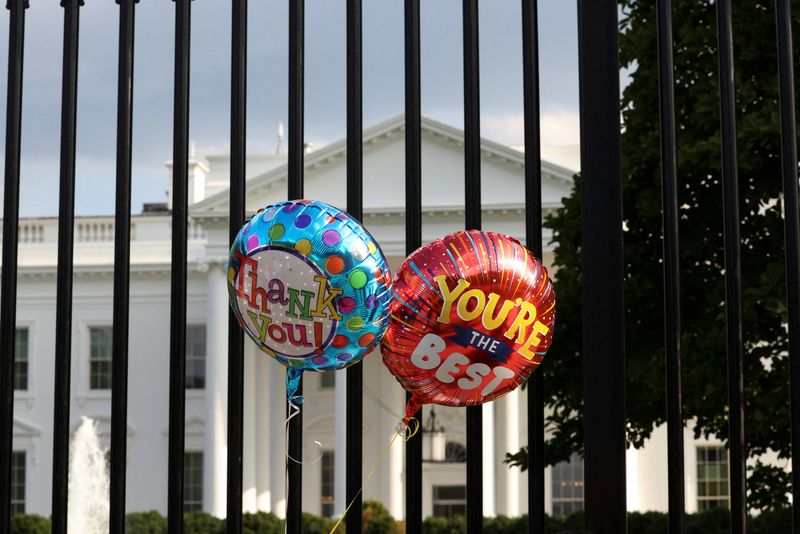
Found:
241,511 -> 283,534
301,511 -> 338,533
422,515 -> 466,534
362,500 -> 399,534
183,511 -> 224,534
10,515 -> 50,534
126,510 -> 167,534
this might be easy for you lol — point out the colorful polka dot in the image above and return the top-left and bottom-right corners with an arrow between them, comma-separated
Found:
325,256 -> 345,275
322,229 -> 341,247
262,207 -> 279,222
312,355 -> 328,365
228,267 -> 236,283
269,223 -> 285,240
283,203 -> 301,213
337,353 -> 353,362
351,241 -> 369,261
246,235 -> 260,251
349,270 -> 367,289
367,242 -> 377,254
332,335 -> 349,348
365,295 -> 378,309
295,213 -> 312,229
346,317 -> 364,331
337,296 -> 356,315
295,238 -> 312,256
358,333 -> 375,347
375,268 -> 383,279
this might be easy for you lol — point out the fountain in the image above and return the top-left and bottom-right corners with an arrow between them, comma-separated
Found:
68,416 -> 110,534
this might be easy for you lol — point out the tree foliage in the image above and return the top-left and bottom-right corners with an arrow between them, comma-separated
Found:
508,0 -> 800,510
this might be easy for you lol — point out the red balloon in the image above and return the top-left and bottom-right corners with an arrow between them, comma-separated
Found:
381,230 -> 555,421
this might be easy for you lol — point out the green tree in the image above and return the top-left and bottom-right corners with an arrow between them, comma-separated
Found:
507,0 -> 800,510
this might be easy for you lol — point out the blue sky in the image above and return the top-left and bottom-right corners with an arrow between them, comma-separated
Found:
0,0 -> 580,217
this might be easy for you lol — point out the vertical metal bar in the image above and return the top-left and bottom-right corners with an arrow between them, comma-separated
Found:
404,0 -> 423,531
286,1 -> 304,532
577,1 -> 626,532
655,1 -> 684,532
50,1 -> 81,532
109,1 -> 135,533
168,0 -> 191,532
715,2 -> 746,531
462,0 -> 482,532
0,0 -> 26,531
775,3 -> 800,532
521,2 -> 544,533
345,1 -> 363,532
226,1 -> 247,533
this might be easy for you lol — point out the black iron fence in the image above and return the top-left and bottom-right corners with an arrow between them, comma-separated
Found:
0,1 -> 798,534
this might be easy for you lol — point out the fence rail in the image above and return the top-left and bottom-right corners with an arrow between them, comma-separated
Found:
1,1 -> 798,534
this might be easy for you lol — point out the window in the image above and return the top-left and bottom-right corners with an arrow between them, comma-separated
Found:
89,327 -> 113,390
432,485 -> 466,518
320,372 -> 335,389
11,451 -> 25,516
551,453 -> 584,517
444,441 -> 467,463
14,328 -> 28,391
184,451 -> 203,512
186,325 -> 206,389
321,450 -> 334,517
697,446 -> 729,510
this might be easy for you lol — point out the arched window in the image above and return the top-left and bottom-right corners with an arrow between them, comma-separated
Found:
444,441 -> 466,463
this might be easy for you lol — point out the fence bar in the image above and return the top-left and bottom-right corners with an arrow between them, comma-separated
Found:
655,1 -> 684,532
109,0 -> 135,532
345,0 -> 364,532
286,0 -> 304,531
521,1 -> 545,533
50,1 -> 81,532
577,1 -> 627,532
226,1 -> 247,533
0,1 -> 26,530
714,2 -> 747,531
404,0 -> 423,530
167,0 -> 192,532
462,0 -> 483,532
775,1 -> 800,532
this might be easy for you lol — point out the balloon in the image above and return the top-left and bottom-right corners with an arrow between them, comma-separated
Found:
381,230 -> 555,420
228,200 -> 392,401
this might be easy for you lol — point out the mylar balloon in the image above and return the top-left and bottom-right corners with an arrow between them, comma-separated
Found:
228,200 -> 392,401
381,230 -> 555,421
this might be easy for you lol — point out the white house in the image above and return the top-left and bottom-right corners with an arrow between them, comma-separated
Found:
10,115 -> 742,521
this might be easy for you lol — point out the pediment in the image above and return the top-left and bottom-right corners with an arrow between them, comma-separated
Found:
190,115 -> 575,219
13,417 -> 42,437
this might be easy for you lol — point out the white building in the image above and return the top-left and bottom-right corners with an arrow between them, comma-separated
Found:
10,115 -> 741,520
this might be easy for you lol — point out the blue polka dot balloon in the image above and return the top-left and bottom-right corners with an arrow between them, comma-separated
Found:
227,200 -> 392,402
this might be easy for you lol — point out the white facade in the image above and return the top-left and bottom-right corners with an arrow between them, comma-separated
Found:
10,115 -> 743,520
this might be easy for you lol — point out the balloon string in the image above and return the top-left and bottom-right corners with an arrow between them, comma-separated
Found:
283,397 -> 326,534
285,396 -> 325,464
327,418 -> 420,534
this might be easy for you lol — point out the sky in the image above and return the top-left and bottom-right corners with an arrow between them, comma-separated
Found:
0,0 -> 580,217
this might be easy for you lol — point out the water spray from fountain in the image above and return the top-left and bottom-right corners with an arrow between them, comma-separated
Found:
68,416 -> 110,534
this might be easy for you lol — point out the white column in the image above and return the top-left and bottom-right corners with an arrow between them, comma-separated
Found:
204,264 -> 229,517
482,403 -> 496,517
255,354 -> 272,511
268,361 -> 287,518
502,390 -> 521,516
242,348 -> 258,512
334,371 -> 347,518
386,381 -> 404,519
